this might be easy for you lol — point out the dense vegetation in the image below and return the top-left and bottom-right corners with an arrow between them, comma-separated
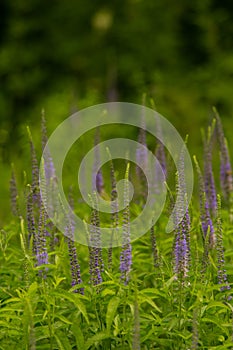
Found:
1,108 -> 233,349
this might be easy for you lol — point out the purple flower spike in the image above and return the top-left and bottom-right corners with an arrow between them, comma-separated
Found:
136,107 -> 148,180
66,190 -> 84,294
27,127 -> 40,208
154,141 -> 166,195
136,102 -> 148,199
155,114 -> 167,179
89,195 -> 103,286
26,190 -> 37,254
136,130 -> 147,173
214,109 -> 233,203
173,214 -> 190,281
203,123 -> 217,216
173,144 -> 191,281
95,170 -> 104,194
10,164 -> 19,216
120,163 -> 132,285
194,156 -> 215,246
201,196 -> 215,246
220,155 -> 233,200
66,223 -> 84,294
107,152 -> 119,270
36,204 -> 49,277
41,113 -> 56,186
41,113 -> 58,238
150,225 -> 159,268
41,109 -> 48,151
216,195 -> 231,293
92,127 -> 104,194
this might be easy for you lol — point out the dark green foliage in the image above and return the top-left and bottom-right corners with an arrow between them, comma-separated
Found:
1,90 -> 233,348
1,202 -> 233,349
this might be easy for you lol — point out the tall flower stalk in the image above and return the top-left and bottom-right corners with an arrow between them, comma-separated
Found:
203,121 -> 217,216
40,113 -> 57,249
150,225 -> 160,268
107,150 -> 119,270
151,99 -> 166,193
89,194 -> 103,286
155,114 -> 167,179
41,111 -> 56,186
92,127 -> 104,194
154,141 -> 167,195
36,203 -> 49,277
193,156 -> 215,246
200,226 -> 211,280
66,223 -> 83,293
216,195 -> 231,293
26,188 -> 37,255
214,108 -> 233,207
10,163 -> 19,216
26,128 -> 41,256
66,189 -> 84,294
26,126 -> 50,276
136,123 -> 147,177
27,126 -> 40,208
173,210 -> 190,281
120,163 -> 132,285
173,143 -> 191,282
136,100 -> 148,198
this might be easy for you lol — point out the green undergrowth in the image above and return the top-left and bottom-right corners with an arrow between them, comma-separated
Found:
0,207 -> 233,350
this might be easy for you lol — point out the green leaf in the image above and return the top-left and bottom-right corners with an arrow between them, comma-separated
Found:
0,320 -> 17,328
85,332 -> 110,350
138,295 -> 162,313
55,314 -> 73,325
164,275 -> 176,288
2,297 -> 21,305
100,280 -> 120,287
52,277 -> 66,288
72,324 -> 85,350
208,254 -> 217,270
54,331 -> 72,350
27,282 -> 38,296
202,317 -> 228,335
167,317 -> 178,331
206,301 -> 230,311
139,288 -> 159,295
73,297 -> 89,324
34,325 -> 50,342
0,309 -> 23,316
139,288 -> 167,299
141,328 -> 157,343
101,288 -> 115,297
106,296 -> 120,332
52,292 -> 89,324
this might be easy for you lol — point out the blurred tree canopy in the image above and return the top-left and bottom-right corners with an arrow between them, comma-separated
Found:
0,0 -> 233,159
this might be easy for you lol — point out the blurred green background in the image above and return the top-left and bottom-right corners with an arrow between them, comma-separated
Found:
0,0 -> 233,223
